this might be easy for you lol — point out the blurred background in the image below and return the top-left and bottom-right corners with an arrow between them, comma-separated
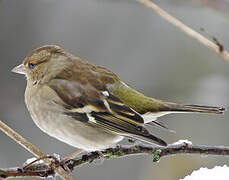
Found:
0,0 -> 229,179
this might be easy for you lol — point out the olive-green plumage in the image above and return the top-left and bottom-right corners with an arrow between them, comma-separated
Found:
107,81 -> 165,114
108,81 -> 225,115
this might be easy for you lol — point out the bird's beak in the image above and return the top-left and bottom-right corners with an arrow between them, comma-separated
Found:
11,64 -> 27,75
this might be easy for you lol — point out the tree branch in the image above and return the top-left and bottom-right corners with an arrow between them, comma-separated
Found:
137,0 -> 229,62
1,142 -> 229,179
0,120 -> 74,180
1,2 -> 228,179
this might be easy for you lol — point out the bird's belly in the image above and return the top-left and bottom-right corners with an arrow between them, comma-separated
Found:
28,101 -> 123,151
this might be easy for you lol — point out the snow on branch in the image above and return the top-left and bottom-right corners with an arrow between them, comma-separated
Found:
0,120 -> 74,180
1,142 -> 229,179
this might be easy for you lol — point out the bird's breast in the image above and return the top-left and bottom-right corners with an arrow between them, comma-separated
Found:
24,84 -> 123,151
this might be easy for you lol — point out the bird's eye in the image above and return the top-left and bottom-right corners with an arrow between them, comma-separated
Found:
28,63 -> 36,69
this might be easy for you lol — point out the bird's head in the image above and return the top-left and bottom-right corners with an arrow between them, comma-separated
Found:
12,45 -> 71,85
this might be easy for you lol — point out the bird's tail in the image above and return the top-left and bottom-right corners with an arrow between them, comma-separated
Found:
142,100 -> 226,124
163,103 -> 225,114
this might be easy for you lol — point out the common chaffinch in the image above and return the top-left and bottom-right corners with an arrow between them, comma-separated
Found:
12,45 -> 225,152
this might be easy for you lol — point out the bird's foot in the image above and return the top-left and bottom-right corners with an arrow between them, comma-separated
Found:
59,149 -> 85,172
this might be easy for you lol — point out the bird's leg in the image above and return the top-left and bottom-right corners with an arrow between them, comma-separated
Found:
59,149 -> 85,172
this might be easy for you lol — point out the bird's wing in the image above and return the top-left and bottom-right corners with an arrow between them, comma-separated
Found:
48,79 -> 166,146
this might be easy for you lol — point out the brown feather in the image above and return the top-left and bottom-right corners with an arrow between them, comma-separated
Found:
48,78 -> 166,146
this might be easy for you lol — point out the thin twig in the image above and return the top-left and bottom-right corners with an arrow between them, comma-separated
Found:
137,0 -> 229,62
1,142 -> 229,179
0,120 -> 74,180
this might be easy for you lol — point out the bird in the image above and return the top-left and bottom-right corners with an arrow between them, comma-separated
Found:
12,45 -> 225,154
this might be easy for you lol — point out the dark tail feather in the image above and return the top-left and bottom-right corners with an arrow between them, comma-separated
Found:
130,133 -> 167,146
146,121 -> 176,133
164,103 -> 226,114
